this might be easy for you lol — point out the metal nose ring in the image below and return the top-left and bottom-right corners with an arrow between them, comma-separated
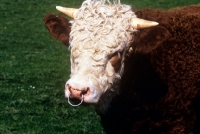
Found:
68,93 -> 84,107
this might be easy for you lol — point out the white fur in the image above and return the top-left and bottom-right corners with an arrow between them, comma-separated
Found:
65,0 -> 137,103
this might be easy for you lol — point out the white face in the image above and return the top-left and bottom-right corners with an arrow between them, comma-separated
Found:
65,0 -> 137,103
66,47 -> 121,103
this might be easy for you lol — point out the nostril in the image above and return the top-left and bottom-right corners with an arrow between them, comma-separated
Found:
66,84 -> 69,87
66,84 -> 71,90
81,87 -> 89,95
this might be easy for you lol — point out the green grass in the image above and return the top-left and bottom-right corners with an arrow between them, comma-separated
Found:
0,0 -> 199,133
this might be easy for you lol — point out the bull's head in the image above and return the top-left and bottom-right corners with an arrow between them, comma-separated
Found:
44,0 -> 160,106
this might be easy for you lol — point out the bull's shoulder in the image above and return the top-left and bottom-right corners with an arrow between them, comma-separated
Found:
168,4 -> 200,14
135,4 -> 200,26
135,5 -> 200,41
135,4 -> 200,19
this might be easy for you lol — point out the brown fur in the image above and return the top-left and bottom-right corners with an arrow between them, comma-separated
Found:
44,14 -> 71,46
99,4 -> 200,134
44,4 -> 200,134
110,53 -> 122,72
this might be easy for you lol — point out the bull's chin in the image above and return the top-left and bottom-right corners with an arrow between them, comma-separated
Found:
84,97 -> 99,103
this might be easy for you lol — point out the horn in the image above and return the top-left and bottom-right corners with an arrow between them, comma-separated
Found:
56,6 -> 78,18
131,18 -> 159,29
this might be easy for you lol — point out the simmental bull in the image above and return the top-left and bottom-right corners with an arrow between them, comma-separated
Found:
44,0 -> 200,133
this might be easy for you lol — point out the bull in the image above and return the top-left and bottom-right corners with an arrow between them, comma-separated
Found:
44,0 -> 200,133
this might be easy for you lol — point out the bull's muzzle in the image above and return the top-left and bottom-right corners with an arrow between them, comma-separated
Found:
66,84 -> 90,106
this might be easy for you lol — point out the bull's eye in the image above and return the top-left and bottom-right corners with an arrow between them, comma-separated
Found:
109,52 -> 122,72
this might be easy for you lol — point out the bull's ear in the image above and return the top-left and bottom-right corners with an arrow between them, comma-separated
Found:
133,26 -> 170,54
44,14 -> 71,46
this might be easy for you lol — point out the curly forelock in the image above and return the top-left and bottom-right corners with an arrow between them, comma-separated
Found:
70,0 -> 137,59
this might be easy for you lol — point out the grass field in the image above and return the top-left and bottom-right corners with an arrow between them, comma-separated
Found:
0,0 -> 199,133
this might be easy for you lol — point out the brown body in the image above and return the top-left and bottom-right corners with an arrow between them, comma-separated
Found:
44,4 -> 200,134
99,5 -> 200,134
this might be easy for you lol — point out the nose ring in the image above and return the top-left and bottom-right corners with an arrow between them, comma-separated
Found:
68,93 -> 84,107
